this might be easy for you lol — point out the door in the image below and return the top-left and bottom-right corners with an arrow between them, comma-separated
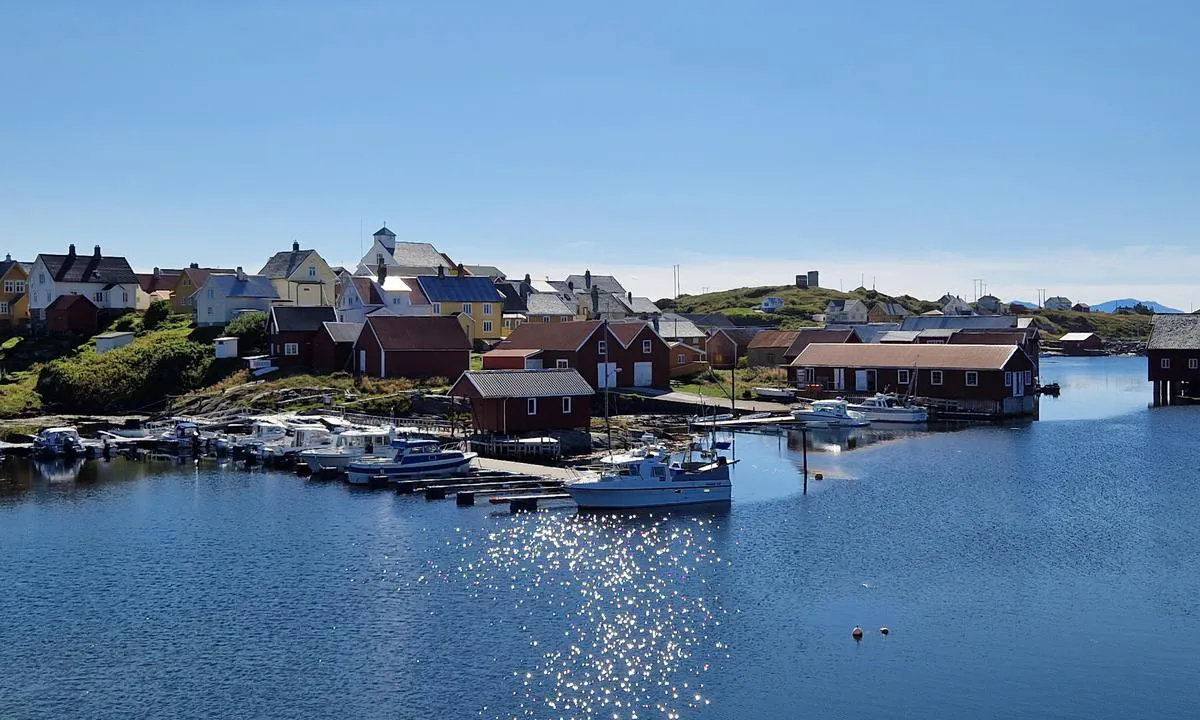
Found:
633,362 -> 653,387
597,363 -> 617,388
855,370 -> 869,392
359,350 -> 367,374
1013,370 -> 1025,397
833,368 -> 845,391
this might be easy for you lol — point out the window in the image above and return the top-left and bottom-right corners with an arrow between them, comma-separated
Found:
556,359 -> 569,369
462,303 -> 472,315
502,319 -> 511,329
284,343 -> 299,356
1024,370 -> 1032,384
93,291 -> 104,302
432,302 -> 441,314
482,320 -> 493,334
308,266 -> 317,278
766,353 -> 776,365
642,339 -> 652,354
931,370 -> 944,385
1190,359 -> 1199,370
965,371 -> 979,387
527,398 -> 537,415
598,340 -> 607,355
542,316 -> 551,323
1161,358 -> 1171,369
897,369 -> 911,385
1004,372 -> 1013,386
483,303 -> 493,316
678,353 -> 686,365
122,290 -> 129,303
208,288 -> 215,299
3,281 -> 14,293
392,297 -> 401,305
207,306 -> 213,316
562,396 -> 572,414
39,273 -> 45,285
0,302 -> 8,314
376,253 -> 384,265
14,281 -> 25,293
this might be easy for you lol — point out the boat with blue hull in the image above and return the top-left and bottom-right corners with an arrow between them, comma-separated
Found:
346,439 -> 477,485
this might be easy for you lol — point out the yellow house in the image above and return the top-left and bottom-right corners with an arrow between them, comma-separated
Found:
170,264 -> 236,314
0,254 -> 29,328
412,271 -> 504,345
257,242 -> 337,306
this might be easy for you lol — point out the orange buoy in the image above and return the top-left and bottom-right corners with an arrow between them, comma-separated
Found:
852,625 -> 863,640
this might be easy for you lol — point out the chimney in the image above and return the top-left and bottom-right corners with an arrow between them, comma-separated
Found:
628,291 -> 633,303
456,263 -> 465,277
377,260 -> 387,285
523,273 -> 531,285
4,253 -> 10,262
567,280 -> 574,292
153,267 -> 161,277
584,270 -> 592,288
437,265 -> 445,278
190,262 -> 199,269
591,285 -> 600,317
652,315 -> 660,333
236,266 -> 246,281
68,244 -> 76,257
292,241 -> 300,252
94,245 -> 101,258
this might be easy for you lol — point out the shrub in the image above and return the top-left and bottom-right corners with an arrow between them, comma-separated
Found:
225,311 -> 267,355
143,300 -> 171,331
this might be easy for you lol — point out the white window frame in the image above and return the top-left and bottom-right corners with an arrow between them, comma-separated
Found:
642,339 -> 652,354
483,303 -> 493,316
207,306 -> 213,316
14,281 -> 25,293
556,359 -> 569,369
432,302 -> 441,314
93,291 -> 104,302
1190,359 -> 1199,370
1161,358 -> 1171,369
39,273 -> 46,285
122,290 -> 129,303
208,288 -> 215,299
930,370 -> 944,386
965,371 -> 979,387
562,396 -> 572,414
2,281 -> 13,293
1004,371 -> 1013,386
597,340 -> 607,355
482,320 -> 493,334
461,302 -> 472,315
0,302 -> 8,314
897,369 -> 911,385
542,316 -> 551,323
1024,370 -> 1032,384
308,266 -> 317,278
284,343 -> 299,356
678,353 -> 687,366
526,398 -> 537,415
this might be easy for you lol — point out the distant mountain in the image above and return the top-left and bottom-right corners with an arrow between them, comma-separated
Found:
1090,298 -> 1183,314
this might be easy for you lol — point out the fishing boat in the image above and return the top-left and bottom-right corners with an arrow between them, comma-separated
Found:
845,393 -> 928,423
346,439 -> 477,485
258,424 -> 337,465
567,437 -> 734,510
789,399 -> 870,428
33,427 -> 87,458
300,427 -> 398,473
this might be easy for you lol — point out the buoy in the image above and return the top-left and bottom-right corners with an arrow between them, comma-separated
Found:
852,625 -> 863,640
880,627 -> 889,636
815,472 -> 824,480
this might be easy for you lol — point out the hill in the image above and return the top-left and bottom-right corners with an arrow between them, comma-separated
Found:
1090,298 -> 1183,314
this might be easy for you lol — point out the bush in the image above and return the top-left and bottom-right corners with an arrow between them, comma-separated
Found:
225,311 -> 268,355
143,300 -> 171,331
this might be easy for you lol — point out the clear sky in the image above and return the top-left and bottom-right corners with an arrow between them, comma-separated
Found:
2,1 -> 1198,308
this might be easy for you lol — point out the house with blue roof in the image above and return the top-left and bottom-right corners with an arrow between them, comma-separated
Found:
193,267 -> 280,327
411,267 -> 504,345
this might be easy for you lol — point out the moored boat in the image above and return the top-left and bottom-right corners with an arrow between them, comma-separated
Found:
789,399 -> 871,428
567,438 -> 735,510
300,427 -> 398,473
753,387 -> 795,401
845,393 -> 928,423
33,427 -> 87,458
346,439 -> 477,485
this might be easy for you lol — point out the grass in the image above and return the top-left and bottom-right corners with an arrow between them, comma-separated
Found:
0,372 -> 42,417
671,366 -> 792,401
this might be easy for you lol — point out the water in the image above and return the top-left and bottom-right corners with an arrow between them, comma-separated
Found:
2,356 -> 1196,719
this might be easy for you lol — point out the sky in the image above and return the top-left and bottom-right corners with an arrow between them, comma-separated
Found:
2,1 -> 1198,309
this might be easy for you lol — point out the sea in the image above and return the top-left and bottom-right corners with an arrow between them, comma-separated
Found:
2,355 -> 1196,720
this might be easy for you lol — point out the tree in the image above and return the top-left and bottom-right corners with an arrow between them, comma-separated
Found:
225,311 -> 268,355
143,300 -> 171,331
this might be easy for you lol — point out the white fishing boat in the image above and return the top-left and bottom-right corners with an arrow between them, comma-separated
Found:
346,439 -> 477,485
33,427 -> 87,458
300,427 -> 398,473
846,393 -> 928,423
259,424 -> 337,464
567,437 -> 734,510
789,399 -> 871,428
753,386 -> 795,401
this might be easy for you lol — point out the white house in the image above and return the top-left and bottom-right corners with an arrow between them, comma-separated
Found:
337,269 -> 431,324
1044,296 -> 1072,311
356,225 -> 454,277
194,268 -> 280,327
824,299 -> 869,323
941,295 -> 975,316
27,244 -> 139,323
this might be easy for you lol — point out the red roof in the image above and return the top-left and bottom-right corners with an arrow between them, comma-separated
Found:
747,330 -> 801,350
351,276 -> 384,306
364,315 -> 470,351
46,294 -> 99,312
608,321 -> 652,348
137,270 -> 182,293
784,328 -> 858,357
499,320 -> 604,352
483,348 -> 544,358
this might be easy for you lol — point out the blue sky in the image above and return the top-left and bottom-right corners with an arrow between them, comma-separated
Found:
2,1 -> 1198,307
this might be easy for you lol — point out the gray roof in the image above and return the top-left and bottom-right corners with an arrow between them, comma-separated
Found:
259,248 -> 318,279
877,330 -> 922,343
373,226 -> 396,237
524,292 -> 575,316
451,369 -> 596,399
0,258 -> 19,279
37,249 -> 137,285
827,322 -> 900,343
657,313 -> 705,340
270,305 -> 336,333
464,264 -> 506,279
681,313 -> 735,329
875,302 -> 911,316
900,315 -> 1022,332
826,299 -> 869,314
628,296 -> 661,315
206,273 -> 279,299
391,242 -> 451,269
1147,314 -> 1200,350
562,274 -> 625,295
321,321 -> 363,344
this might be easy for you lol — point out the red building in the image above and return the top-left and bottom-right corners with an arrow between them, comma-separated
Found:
268,306 -> 337,369
45,295 -> 99,335
705,327 -> 760,369
668,342 -> 708,378
1147,315 -> 1200,405
496,320 -> 669,390
608,322 -> 670,389
481,348 -> 544,370
312,321 -> 361,374
354,315 -> 470,380
449,369 -> 595,434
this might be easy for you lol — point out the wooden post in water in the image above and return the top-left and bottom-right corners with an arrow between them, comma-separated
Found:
802,426 -> 809,494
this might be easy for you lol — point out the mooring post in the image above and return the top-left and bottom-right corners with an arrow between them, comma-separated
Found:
802,426 -> 809,495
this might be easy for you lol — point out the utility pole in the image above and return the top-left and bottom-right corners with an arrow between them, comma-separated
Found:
1037,288 -> 1047,308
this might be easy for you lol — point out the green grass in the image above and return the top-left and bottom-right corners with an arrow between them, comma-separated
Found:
470,353 -> 483,371
671,366 -> 792,401
0,372 -> 42,417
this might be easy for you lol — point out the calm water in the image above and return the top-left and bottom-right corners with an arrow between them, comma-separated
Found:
2,356 -> 1195,719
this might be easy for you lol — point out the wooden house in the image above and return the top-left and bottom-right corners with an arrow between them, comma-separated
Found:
0,255 -> 29,328
746,330 -> 801,368
607,321 -> 671,389
449,369 -> 595,434
1058,332 -> 1102,356
411,270 -> 504,346
169,264 -> 236,314
790,343 -> 1037,417
28,245 -> 139,326
354,315 -> 470,380
45,294 -> 99,335
482,348 -> 545,370
268,306 -> 337,369
193,269 -> 280,327
312,322 -> 362,374
1146,314 -> 1200,405
705,327 -> 760,369
495,320 -> 670,390
669,342 -> 708,378
135,268 -> 182,309
867,302 -> 911,324
258,242 -> 337,307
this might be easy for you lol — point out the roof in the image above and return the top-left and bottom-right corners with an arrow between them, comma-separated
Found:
373,226 -> 396,237
747,330 -> 801,350
320,321 -> 362,344
380,276 -> 412,293
682,313 -> 736,330
711,327 -> 762,347
270,305 -> 336,333
483,348 -> 543,358
205,273 -> 279,299
1147,314 -> 1200,350
878,330 -> 922,343
524,292 -> 575,316
391,242 -> 452,269
46,294 -> 98,312
450,369 -> 596,399
918,329 -> 958,339
180,267 -> 236,289
349,276 -> 385,306
0,257 -> 20,279
95,331 -> 134,340
37,250 -> 137,285
791,343 -> 1020,370
827,322 -> 900,344
494,282 -> 528,313
947,330 -> 1030,346
1059,332 -> 1098,342
563,274 -> 625,295
608,321 -> 653,347
900,315 -> 1026,332
785,328 -> 859,357
628,297 -> 662,315
826,299 -> 869,313
500,320 -> 605,352
259,248 -> 319,279
464,264 -> 506,279
874,301 -> 910,316
656,313 -> 705,340
414,275 -> 502,303
364,315 -> 470,351
136,269 -> 182,293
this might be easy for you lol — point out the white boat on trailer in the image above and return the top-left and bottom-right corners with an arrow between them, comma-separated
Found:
846,393 -> 928,423
789,399 -> 871,428
346,439 -> 477,485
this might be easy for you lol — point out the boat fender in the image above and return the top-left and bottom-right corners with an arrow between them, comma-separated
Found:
880,627 -> 889,636
814,473 -> 823,480
852,626 -> 863,640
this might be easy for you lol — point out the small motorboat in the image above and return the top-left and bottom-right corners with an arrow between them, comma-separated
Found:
33,427 -> 87,458
753,387 -> 795,401
568,437 -> 735,510
346,439 -> 477,485
300,427 -> 398,473
789,399 -> 871,428
845,393 -> 928,424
